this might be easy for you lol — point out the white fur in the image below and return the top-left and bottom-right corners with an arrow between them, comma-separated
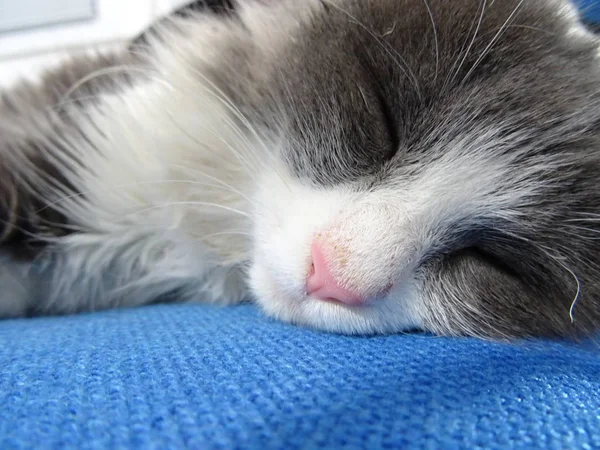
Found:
56,74 -> 254,307
0,14 -> 266,313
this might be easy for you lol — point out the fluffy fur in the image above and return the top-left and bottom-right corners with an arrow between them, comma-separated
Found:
2,0 -> 600,340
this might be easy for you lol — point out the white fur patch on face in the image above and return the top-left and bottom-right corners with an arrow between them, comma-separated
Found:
249,166 -> 424,335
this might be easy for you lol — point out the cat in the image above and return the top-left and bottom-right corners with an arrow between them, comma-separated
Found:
2,0 -> 600,340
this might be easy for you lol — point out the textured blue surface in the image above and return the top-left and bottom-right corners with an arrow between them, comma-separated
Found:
1,304 -> 599,449
579,0 -> 600,22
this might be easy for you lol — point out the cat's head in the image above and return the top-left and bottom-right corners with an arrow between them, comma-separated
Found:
189,0 -> 600,338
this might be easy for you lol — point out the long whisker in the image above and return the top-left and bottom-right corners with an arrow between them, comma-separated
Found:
443,0 -> 487,92
34,179 -> 253,214
565,225 -> 600,235
47,33 -> 287,192
461,0 -> 526,85
162,107 -> 260,183
554,256 -> 582,324
421,0 -> 439,82
181,64 -> 291,189
149,20 -> 285,180
477,24 -> 555,38
128,201 -> 251,219
200,231 -> 253,239
490,227 -> 583,323
168,163 -> 258,207
58,66 -> 262,187
56,64 -> 151,107
566,214 -> 600,221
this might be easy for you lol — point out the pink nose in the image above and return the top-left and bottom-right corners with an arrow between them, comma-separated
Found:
306,241 -> 365,306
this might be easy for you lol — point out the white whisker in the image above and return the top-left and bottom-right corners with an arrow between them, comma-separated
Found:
444,0 -> 487,91
57,64 -> 152,107
461,0 -> 526,85
323,0 -> 423,101
421,0 -> 439,82
201,231 -> 253,239
128,201 -> 251,219
34,179 -> 253,214
182,65 -> 291,189
162,107 -> 260,183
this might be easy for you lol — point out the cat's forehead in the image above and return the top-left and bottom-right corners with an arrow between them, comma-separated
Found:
285,0 -> 581,86
232,0 -> 599,184
235,0 -> 591,113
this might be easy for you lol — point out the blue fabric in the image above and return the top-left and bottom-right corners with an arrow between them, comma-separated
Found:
1,304 -> 599,449
578,0 -> 600,22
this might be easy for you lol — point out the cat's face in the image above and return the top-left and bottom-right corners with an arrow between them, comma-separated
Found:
224,0 -> 600,338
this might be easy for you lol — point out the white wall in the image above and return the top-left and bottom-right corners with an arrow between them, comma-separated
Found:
0,0 -> 189,87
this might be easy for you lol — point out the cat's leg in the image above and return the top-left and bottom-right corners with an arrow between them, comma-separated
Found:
0,49 -> 251,317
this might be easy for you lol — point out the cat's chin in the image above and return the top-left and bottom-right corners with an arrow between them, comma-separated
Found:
248,260 -> 423,336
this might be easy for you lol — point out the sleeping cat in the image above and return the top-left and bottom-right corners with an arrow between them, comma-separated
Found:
2,0 -> 600,340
